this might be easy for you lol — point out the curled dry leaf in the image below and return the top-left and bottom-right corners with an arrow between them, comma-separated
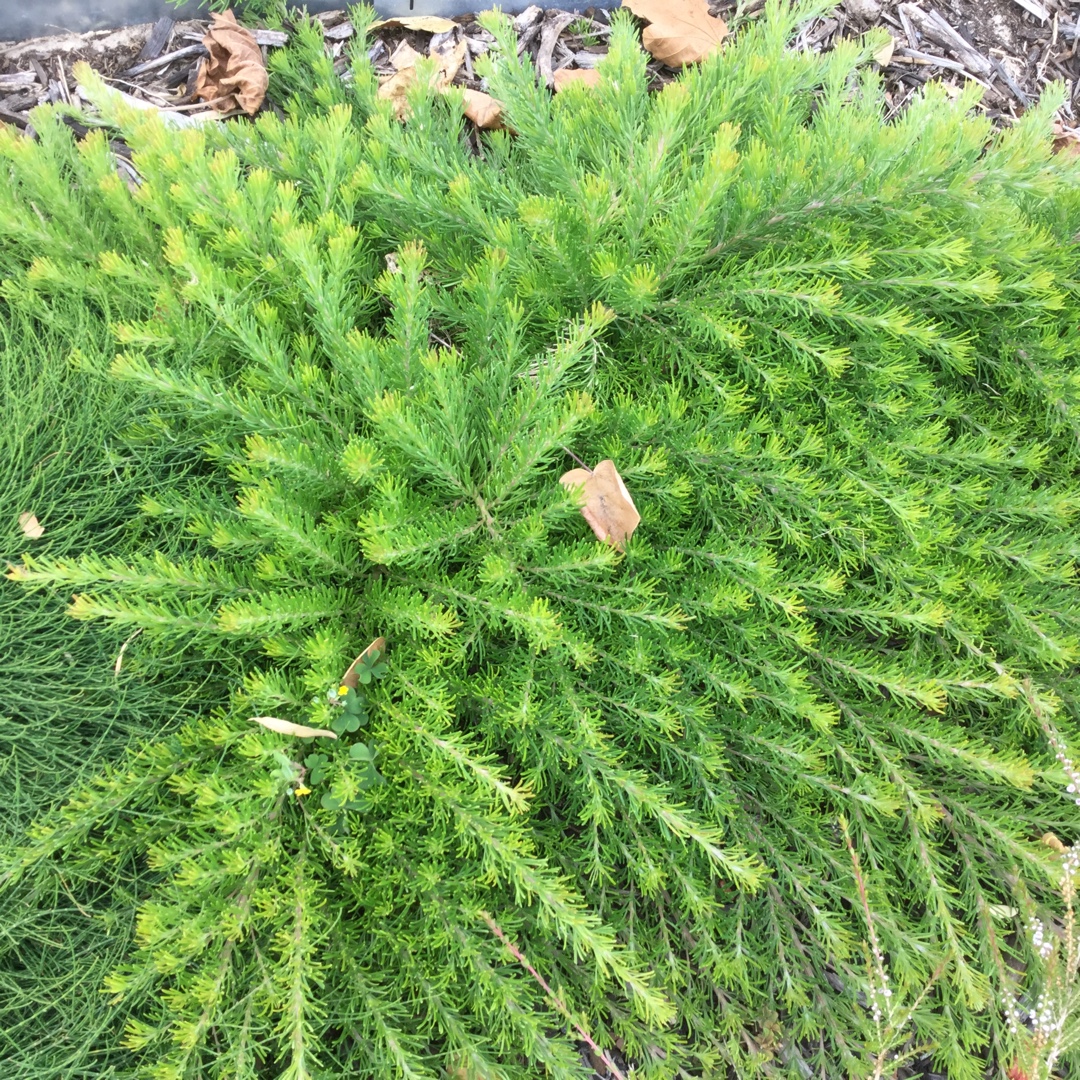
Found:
560,459 -> 641,551
195,9 -> 268,115
18,512 -> 44,539
553,68 -> 602,91
1042,831 -> 1069,854
250,716 -> 338,739
340,636 -> 387,691
462,88 -> 506,130
371,15 -> 457,33
622,0 -> 728,66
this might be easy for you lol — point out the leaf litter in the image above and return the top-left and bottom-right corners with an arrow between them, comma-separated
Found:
250,716 -> 339,740
18,512 -> 44,539
622,0 -> 729,66
560,459 -> 641,551
193,9 -> 267,115
2,2 -> 1074,143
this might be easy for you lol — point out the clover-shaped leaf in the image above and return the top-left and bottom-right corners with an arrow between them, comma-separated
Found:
303,753 -> 328,785
321,791 -> 343,811
331,712 -> 361,735
343,692 -> 367,719
349,742 -> 374,762
356,762 -> 383,790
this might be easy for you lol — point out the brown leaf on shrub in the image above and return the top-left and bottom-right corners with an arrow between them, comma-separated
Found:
622,0 -> 728,66
560,459 -> 641,550
1042,831 -> 1069,854
553,68 -> 602,91
250,716 -> 338,739
18,512 -> 44,539
462,89 -> 506,129
377,68 -> 419,121
194,10 -> 268,115
340,636 -> 387,691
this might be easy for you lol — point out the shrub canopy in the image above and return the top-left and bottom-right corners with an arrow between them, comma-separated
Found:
3,3 -> 1080,1077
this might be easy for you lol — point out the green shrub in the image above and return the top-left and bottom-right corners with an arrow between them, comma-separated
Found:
3,3 -> 1080,1075
0,302 -> 236,1073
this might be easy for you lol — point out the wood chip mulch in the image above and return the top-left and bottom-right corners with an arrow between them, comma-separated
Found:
0,1 -> 1077,139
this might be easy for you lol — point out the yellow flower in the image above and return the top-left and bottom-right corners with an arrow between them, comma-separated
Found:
294,784 -> 312,797
338,684 -> 350,697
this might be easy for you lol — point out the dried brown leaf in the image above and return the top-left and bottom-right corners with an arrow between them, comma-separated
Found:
1052,120 -> 1080,157
371,15 -> 457,33
340,636 -> 387,691
378,39 -> 467,121
18,512 -> 44,539
872,35 -> 895,67
622,0 -> 728,66
560,459 -> 641,551
430,37 -> 468,85
377,67 -> 418,121
553,68 -> 603,91
194,9 -> 268,115
390,40 -> 424,71
250,716 -> 338,739
461,88 -> 506,129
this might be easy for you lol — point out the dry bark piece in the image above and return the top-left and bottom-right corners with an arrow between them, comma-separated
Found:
250,716 -> 338,739
537,11 -> 577,86
18,512 -> 44,539
341,637 -> 388,691
194,9 -> 268,115
513,6 -> 544,32
622,0 -> 728,66
560,459 -> 641,550
324,22 -> 356,42
553,68 -> 603,91
896,4 -> 992,77
371,16 -> 458,33
462,88 -> 506,129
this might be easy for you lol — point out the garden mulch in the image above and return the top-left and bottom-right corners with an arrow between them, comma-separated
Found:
0,1 -> 1078,138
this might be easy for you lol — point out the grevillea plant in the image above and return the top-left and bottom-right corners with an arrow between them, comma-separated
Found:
2,2 -> 1080,1076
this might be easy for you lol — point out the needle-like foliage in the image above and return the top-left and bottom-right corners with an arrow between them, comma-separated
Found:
3,2 -> 1080,1076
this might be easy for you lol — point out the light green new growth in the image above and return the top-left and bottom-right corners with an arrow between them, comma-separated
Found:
2,2 -> 1080,1076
